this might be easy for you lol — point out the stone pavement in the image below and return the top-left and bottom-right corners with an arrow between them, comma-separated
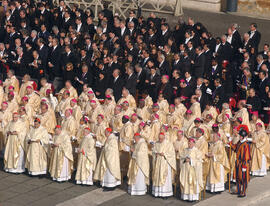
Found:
195,172 -> 270,206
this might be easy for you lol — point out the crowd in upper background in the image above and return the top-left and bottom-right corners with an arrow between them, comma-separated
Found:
0,0 -> 269,124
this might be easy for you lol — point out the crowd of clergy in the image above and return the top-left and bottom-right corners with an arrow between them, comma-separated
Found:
0,72 -> 270,201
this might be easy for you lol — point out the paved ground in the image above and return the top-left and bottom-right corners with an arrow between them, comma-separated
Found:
0,160 -> 214,206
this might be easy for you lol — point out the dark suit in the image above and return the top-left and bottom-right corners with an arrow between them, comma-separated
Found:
136,69 -> 147,94
47,46 -> 61,79
193,53 -> 205,78
125,73 -> 137,97
159,83 -> 173,103
248,30 -> 261,52
212,85 -> 225,110
146,73 -> 160,102
109,76 -> 125,102
198,94 -> 207,112
158,60 -> 171,76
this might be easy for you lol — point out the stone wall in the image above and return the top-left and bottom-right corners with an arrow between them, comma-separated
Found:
238,0 -> 270,18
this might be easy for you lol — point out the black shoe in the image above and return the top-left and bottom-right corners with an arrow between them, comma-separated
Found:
162,197 -> 168,200
238,194 -> 246,198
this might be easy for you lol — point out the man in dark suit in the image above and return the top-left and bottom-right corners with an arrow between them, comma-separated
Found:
248,23 -> 261,53
124,66 -> 137,97
159,75 -> 173,103
109,69 -> 124,102
145,67 -> 160,102
60,45 -> 78,70
145,28 -> 158,48
158,54 -> 171,76
62,11 -> 74,32
212,78 -> 225,110
140,49 -> 151,69
159,23 -> 171,47
125,10 -> 138,28
75,64 -> 93,94
13,46 -> 28,77
135,64 -> 147,97
192,46 -> 205,78
219,35 -> 233,62
172,53 -> 181,71
203,44 -> 213,77
37,38 -> 48,68
258,71 -> 270,101
195,88 -> 207,112
47,38 -> 61,81
194,77 -> 207,95
75,17 -> 87,35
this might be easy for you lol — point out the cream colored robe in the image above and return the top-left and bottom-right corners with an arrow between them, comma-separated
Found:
103,102 -> 115,122
217,108 -> 232,123
207,140 -> 230,184
149,120 -> 161,142
152,140 -> 176,186
251,130 -> 270,171
39,83 -> 53,98
131,119 -> 141,134
88,105 -> 104,131
56,97 -> 72,114
71,105 -> 83,123
75,124 -> 88,145
250,119 -> 265,133
189,102 -> 201,119
27,92 -> 41,112
4,120 -> 27,170
0,86 -> 4,106
233,108 -> 251,130
0,110 -> 11,150
7,99 -> 19,113
49,131 -> 74,179
140,126 -> 152,144
93,121 -> 109,145
37,111 -> 57,134
122,108 -> 134,117
117,94 -> 137,110
174,138 -> 188,159
182,117 -> 195,136
61,116 -> 79,137
78,90 -> 91,111
119,121 -> 134,151
25,103 -> 36,125
167,111 -> 183,129
84,97 -> 100,115
94,133 -> 121,182
175,103 -> 187,118
180,147 -> 203,195
19,81 -> 34,99
202,106 -> 218,121
58,86 -> 78,101
137,106 -> 151,122
128,138 -> 150,185
25,126 -> 50,173
158,100 -> 169,124
3,76 -> 20,93
110,113 -> 123,132
145,95 -> 153,109
75,134 -> 97,182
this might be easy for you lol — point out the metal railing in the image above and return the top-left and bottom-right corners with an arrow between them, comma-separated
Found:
61,0 -> 183,20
